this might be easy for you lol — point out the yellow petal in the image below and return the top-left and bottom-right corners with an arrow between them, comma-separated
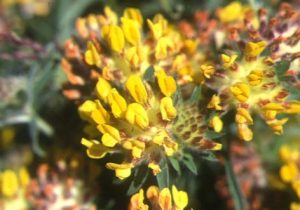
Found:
155,37 -> 173,60
209,116 -> 223,133
1,170 -> 18,197
106,162 -> 133,180
158,188 -> 172,210
230,83 -> 250,102
123,8 -> 143,25
235,108 -> 253,124
121,17 -> 141,45
84,41 -> 101,67
81,138 -> 108,159
101,133 -> 119,147
247,70 -> 263,86
129,189 -> 149,210
95,77 -> 112,102
172,185 -> 189,210
221,54 -> 238,68
125,75 -> 148,104
237,124 -> 253,141
107,88 -> 127,118
146,185 -> 160,201
155,67 -> 176,97
280,162 -> 298,183
107,25 -> 125,53
217,1 -> 243,23
200,64 -> 215,79
78,100 -> 96,121
97,124 -> 120,140
148,162 -> 161,175
207,95 -> 222,110
126,103 -> 149,129
160,97 -> 177,121
90,100 -> 110,124
245,41 -> 266,58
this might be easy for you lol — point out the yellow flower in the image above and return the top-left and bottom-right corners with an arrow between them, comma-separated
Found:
121,17 -> 141,45
147,15 -> 167,40
209,115 -> 223,133
245,41 -> 267,59
106,162 -> 133,180
207,95 -> 222,110
125,46 -> 147,68
230,82 -> 250,102
126,103 -> 149,129
155,67 -> 176,97
125,75 -> 148,104
123,8 -> 143,26
146,185 -> 160,201
97,124 -> 120,140
148,162 -> 161,175
172,185 -> 189,210
1,170 -> 18,197
81,138 -> 109,159
237,123 -> 253,141
107,88 -> 127,118
106,25 -> 125,53
155,37 -> 173,60
284,101 -> 300,114
200,64 -> 215,79
129,189 -> 149,210
84,41 -> 101,67
122,139 -> 146,158
19,167 -> 30,187
235,108 -> 253,124
95,77 -> 112,102
280,162 -> 298,183
159,188 -> 172,210
247,70 -> 263,86
160,97 -> 177,121
90,100 -> 110,124
217,1 -> 243,23
221,54 -> 238,68
78,100 -> 97,121
266,118 -> 288,135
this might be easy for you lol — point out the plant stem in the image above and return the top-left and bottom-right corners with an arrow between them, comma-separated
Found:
224,150 -> 244,210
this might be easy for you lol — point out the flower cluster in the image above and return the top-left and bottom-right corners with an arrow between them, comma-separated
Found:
62,6 -> 222,180
128,185 -> 189,210
174,2 -> 300,141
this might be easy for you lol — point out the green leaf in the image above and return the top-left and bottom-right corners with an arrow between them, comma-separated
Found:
274,60 -> 290,80
182,153 -> 197,175
127,166 -> 149,195
156,161 -> 170,189
172,86 -> 183,106
168,157 -> 181,175
205,130 -> 225,139
143,65 -> 155,82
188,85 -> 201,104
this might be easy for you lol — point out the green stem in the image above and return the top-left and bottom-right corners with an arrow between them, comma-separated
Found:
224,152 -> 244,210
